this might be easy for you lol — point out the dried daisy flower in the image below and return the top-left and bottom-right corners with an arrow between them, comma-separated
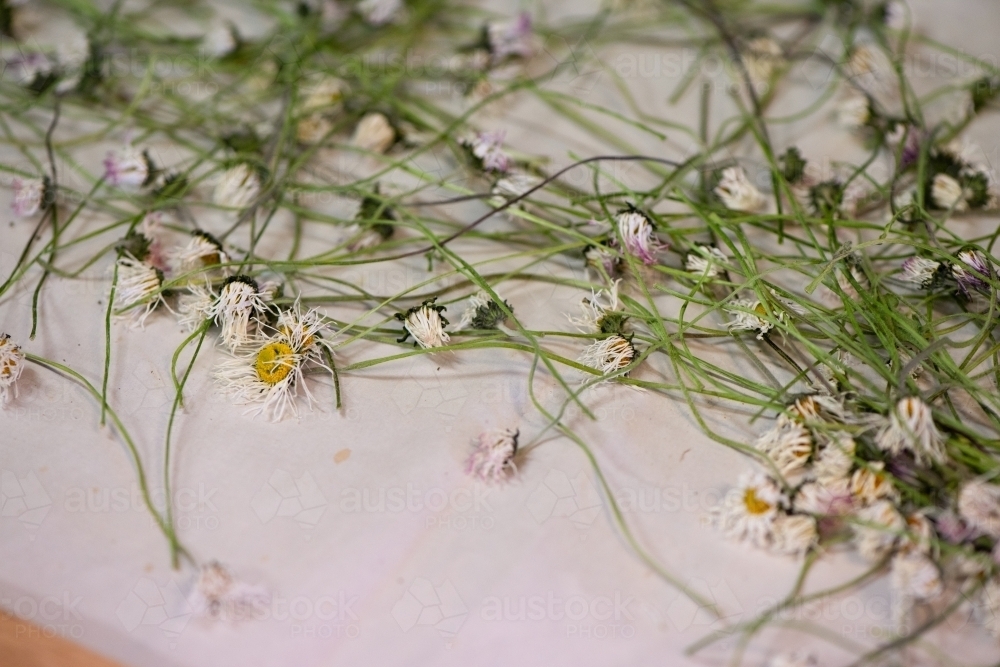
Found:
296,114 -> 334,145
215,305 -> 332,421
579,334 -> 636,378
890,552 -> 943,628
853,499 -> 904,562
458,290 -> 511,330
901,511 -> 934,555
715,470 -> 784,549
171,230 -> 229,278
114,255 -> 164,327
11,176 -> 47,217
742,36 -> 783,88
357,0 -> 401,25
104,145 -> 153,188
952,247 -> 993,297
461,130 -> 511,173
725,299 -> 775,340
300,77 -> 345,114
491,171 -> 540,204
0,334 -> 25,404
930,173 -> 968,211
352,112 -> 396,153
875,396 -> 945,464
684,245 -> 728,280
770,513 -> 818,556
900,256 -> 948,289
615,207 -> 661,265
837,92 -> 871,129
214,163 -> 261,210
466,428 -> 519,483
714,166 -> 766,213
812,432 -> 855,483
794,478 -> 855,516
957,480 -> 1000,539
754,415 -> 812,478
188,561 -> 269,621
396,299 -> 450,349
209,275 -> 270,351
850,461 -> 898,506
568,280 -> 627,335
177,283 -> 216,332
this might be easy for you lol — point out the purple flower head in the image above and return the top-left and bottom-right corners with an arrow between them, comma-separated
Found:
614,208 -> 663,265
11,177 -> 46,217
464,131 -> 510,173
952,248 -> 993,297
488,12 -> 534,64
935,510 -> 974,544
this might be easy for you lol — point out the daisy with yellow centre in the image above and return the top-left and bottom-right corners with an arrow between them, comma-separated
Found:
215,304 -> 334,421
715,470 -> 784,548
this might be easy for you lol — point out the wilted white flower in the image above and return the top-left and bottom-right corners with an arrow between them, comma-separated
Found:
901,511 -> 934,555
397,299 -> 450,349
177,283 -> 216,332
579,334 -> 636,378
188,561 -> 269,620
458,290 -> 509,330
742,37 -> 783,87
853,499 -> 904,562
214,164 -> 261,210
812,432 -> 855,483
6,52 -> 55,87
715,470 -> 784,548
114,255 -> 164,327
357,0 -> 401,25
171,231 -> 229,278
203,23 -> 238,58
714,166 -> 766,213
491,172 -> 540,202
466,428 -> 519,483
850,461 -> 898,506
461,130 -> 510,173
352,113 -> 396,153
794,478 -> 855,516
883,1 -> 909,30
725,299 -> 774,340
296,114 -> 334,145
104,146 -> 151,188
837,92 -> 871,129
209,276 -> 270,351
771,514 -> 818,555
0,334 -> 25,404
900,256 -> 943,288
215,305 -> 332,421
931,173 -> 967,210
568,280 -> 626,335
890,552 -> 943,628
755,415 -> 812,478
615,208 -> 661,265
684,245 -> 728,279
301,78 -> 345,114
875,396 -> 945,464
11,177 -> 45,217
958,480 -> 1000,539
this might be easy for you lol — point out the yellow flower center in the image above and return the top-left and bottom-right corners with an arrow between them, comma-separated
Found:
743,488 -> 772,515
255,342 -> 295,385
